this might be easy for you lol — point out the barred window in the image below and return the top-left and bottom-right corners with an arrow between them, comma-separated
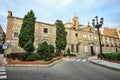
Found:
43,28 -> 48,33
14,32 -> 18,37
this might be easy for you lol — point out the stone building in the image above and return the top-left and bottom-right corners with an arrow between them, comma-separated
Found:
64,16 -> 99,56
0,25 -> 5,54
6,11 -> 56,53
5,11 -> 120,56
0,25 -> 5,45
101,27 -> 120,52
116,28 -> 120,38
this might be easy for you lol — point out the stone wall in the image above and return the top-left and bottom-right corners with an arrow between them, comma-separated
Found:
102,47 -> 120,53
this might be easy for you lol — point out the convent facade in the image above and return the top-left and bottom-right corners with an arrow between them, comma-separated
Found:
6,11 -> 120,56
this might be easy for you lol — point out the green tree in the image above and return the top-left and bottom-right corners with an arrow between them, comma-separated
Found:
24,40 -> 35,54
37,42 -> 53,61
37,42 -> 49,55
19,10 -> 36,48
55,20 -> 67,51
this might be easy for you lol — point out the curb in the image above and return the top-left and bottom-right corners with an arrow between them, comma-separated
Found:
5,59 -> 63,68
90,60 -> 120,71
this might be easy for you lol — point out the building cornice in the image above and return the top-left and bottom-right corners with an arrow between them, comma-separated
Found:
8,16 -> 55,26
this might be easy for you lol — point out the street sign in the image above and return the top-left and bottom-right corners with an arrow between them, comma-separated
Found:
2,43 -> 8,49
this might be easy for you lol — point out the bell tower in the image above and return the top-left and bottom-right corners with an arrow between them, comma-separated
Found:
6,11 -> 13,40
72,16 -> 79,29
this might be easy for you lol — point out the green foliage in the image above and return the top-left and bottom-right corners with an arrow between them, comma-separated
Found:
37,42 -> 53,61
104,52 -> 120,60
49,44 -> 55,54
26,53 -> 40,61
6,53 -> 29,61
67,48 -> 70,55
7,41 -> 55,61
55,20 -> 67,51
20,53 -> 29,61
68,54 -> 76,56
6,53 -> 19,60
24,40 -> 35,53
44,55 -> 53,61
19,10 -> 36,48
63,53 -> 76,57
37,42 -> 49,54
63,48 -> 76,57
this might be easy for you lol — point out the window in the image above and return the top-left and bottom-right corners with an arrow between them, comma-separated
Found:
76,44 -> 79,53
71,44 -> 74,52
75,33 -> 78,37
106,43 -> 109,47
14,32 -> 18,37
111,44 -> 113,47
101,44 -> 104,47
43,28 -> 48,33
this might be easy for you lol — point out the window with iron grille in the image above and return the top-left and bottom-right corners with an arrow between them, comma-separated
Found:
43,28 -> 48,33
14,32 -> 18,37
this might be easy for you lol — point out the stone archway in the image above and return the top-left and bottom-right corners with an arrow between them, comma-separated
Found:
39,39 -> 50,44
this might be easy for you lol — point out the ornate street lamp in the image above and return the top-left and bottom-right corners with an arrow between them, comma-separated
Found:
92,16 -> 104,59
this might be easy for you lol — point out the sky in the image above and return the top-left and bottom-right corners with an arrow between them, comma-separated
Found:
0,0 -> 120,32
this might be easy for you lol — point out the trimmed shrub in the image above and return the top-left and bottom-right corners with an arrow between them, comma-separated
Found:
37,42 -> 53,61
37,42 -> 49,55
68,54 -> 76,56
44,54 -> 53,61
63,48 -> 76,57
6,53 -> 20,60
6,53 -> 29,61
25,53 -> 40,61
104,52 -> 120,60
63,53 -> 68,56
63,53 -> 76,57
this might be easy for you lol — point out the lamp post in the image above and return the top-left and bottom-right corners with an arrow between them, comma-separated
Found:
92,16 -> 104,59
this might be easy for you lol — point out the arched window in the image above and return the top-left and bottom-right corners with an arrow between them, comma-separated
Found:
14,32 -> 18,37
